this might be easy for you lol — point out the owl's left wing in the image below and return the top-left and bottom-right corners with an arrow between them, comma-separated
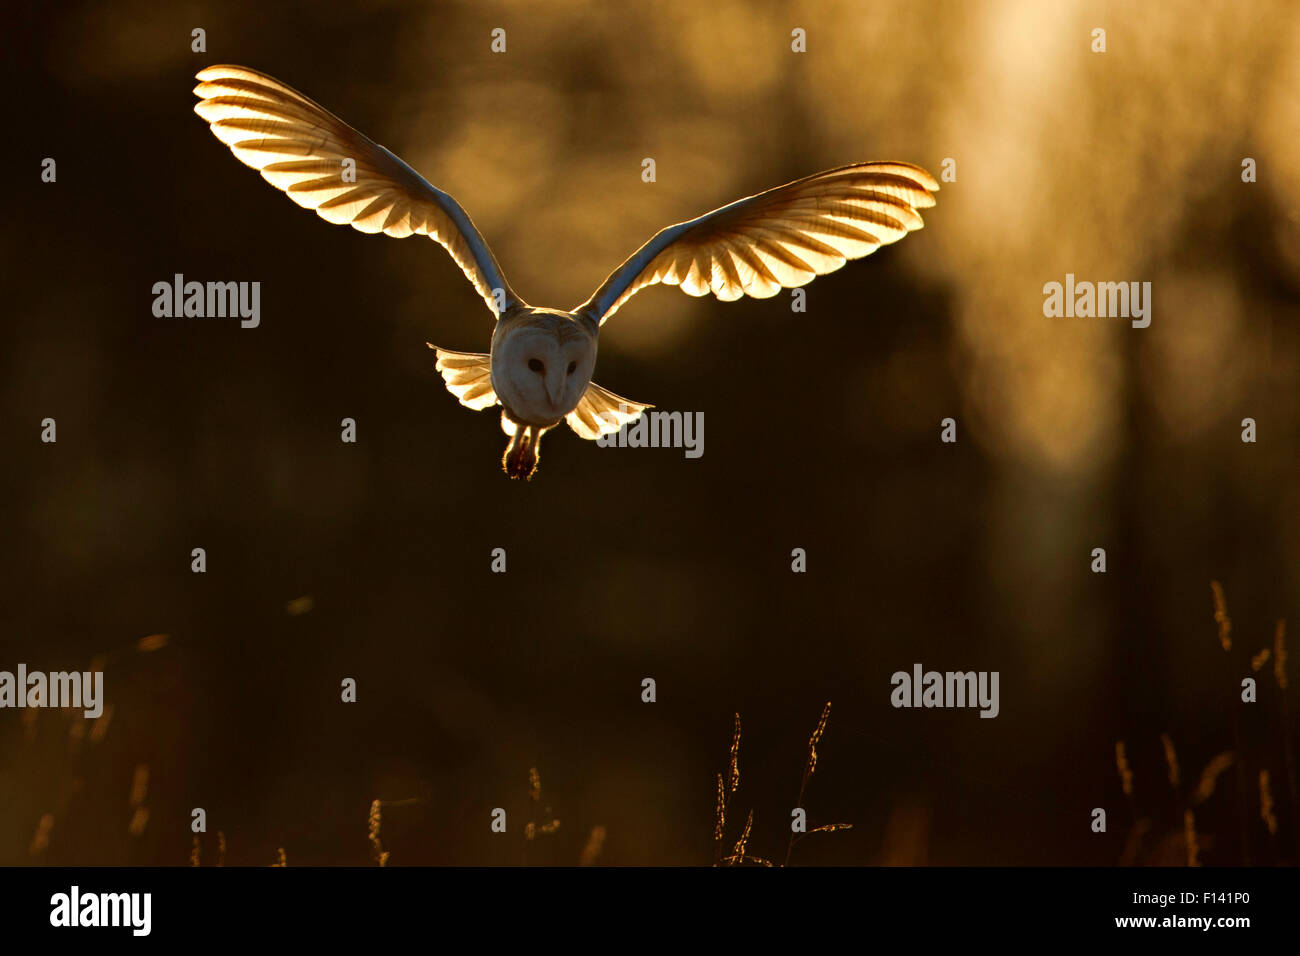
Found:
565,382 -> 652,439
574,162 -> 938,327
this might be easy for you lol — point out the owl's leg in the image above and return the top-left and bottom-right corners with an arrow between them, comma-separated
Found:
502,424 -> 547,480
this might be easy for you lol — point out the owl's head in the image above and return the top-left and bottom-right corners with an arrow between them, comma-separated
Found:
491,319 -> 595,425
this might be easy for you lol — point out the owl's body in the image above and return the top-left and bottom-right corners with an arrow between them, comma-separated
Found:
490,306 -> 598,478
193,65 -> 940,478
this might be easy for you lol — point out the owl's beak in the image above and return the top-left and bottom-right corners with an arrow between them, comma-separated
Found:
544,368 -> 565,409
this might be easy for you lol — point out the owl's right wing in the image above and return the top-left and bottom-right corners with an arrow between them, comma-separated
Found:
193,65 -> 520,319
430,346 -> 498,410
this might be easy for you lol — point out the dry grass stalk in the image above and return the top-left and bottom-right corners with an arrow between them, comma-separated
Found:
722,811 -> 773,866
782,702 -> 847,866
809,823 -> 853,834
806,702 -> 831,781
1184,809 -> 1200,866
1160,734 -> 1180,789
1193,752 -> 1236,804
732,810 -> 753,860
713,716 -> 742,863
713,773 -> 726,851
368,799 -> 389,866
523,769 -> 559,845
1259,770 -> 1277,836
29,813 -> 54,856
127,808 -> 149,837
1115,741 -> 1134,797
128,764 -> 149,807
1210,581 -> 1231,651
127,764 -> 149,838
89,704 -> 113,743
528,767 -> 542,803
137,634 -> 169,652
579,825 -> 606,866
728,713 -> 741,797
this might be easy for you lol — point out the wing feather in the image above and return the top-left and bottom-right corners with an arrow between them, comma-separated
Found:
430,346 -> 498,410
565,382 -> 653,440
576,162 -> 938,325
194,65 -> 519,318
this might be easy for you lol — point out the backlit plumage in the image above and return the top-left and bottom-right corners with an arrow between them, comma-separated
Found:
193,65 -> 939,479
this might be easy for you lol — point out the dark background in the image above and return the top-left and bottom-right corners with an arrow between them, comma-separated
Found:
2,0 -> 1297,866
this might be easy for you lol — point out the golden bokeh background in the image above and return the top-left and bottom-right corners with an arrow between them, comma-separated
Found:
3,0 -> 1297,865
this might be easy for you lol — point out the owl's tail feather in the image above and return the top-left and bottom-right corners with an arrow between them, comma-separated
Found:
503,425 -> 544,480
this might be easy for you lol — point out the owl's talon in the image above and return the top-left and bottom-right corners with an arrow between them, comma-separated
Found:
502,425 -> 542,479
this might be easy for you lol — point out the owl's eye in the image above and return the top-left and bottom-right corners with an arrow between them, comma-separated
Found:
528,358 -> 544,373
567,361 -> 577,375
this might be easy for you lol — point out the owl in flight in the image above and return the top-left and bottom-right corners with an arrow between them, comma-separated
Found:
193,65 -> 938,479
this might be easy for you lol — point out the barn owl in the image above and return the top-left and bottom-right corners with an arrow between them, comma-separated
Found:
193,65 -> 938,479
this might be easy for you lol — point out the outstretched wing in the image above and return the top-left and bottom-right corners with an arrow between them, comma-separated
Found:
193,64 -> 520,318
429,346 -> 497,410
575,162 -> 938,326
565,382 -> 652,439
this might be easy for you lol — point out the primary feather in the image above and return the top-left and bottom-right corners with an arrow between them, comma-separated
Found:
193,64 -> 518,318
575,163 -> 938,326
